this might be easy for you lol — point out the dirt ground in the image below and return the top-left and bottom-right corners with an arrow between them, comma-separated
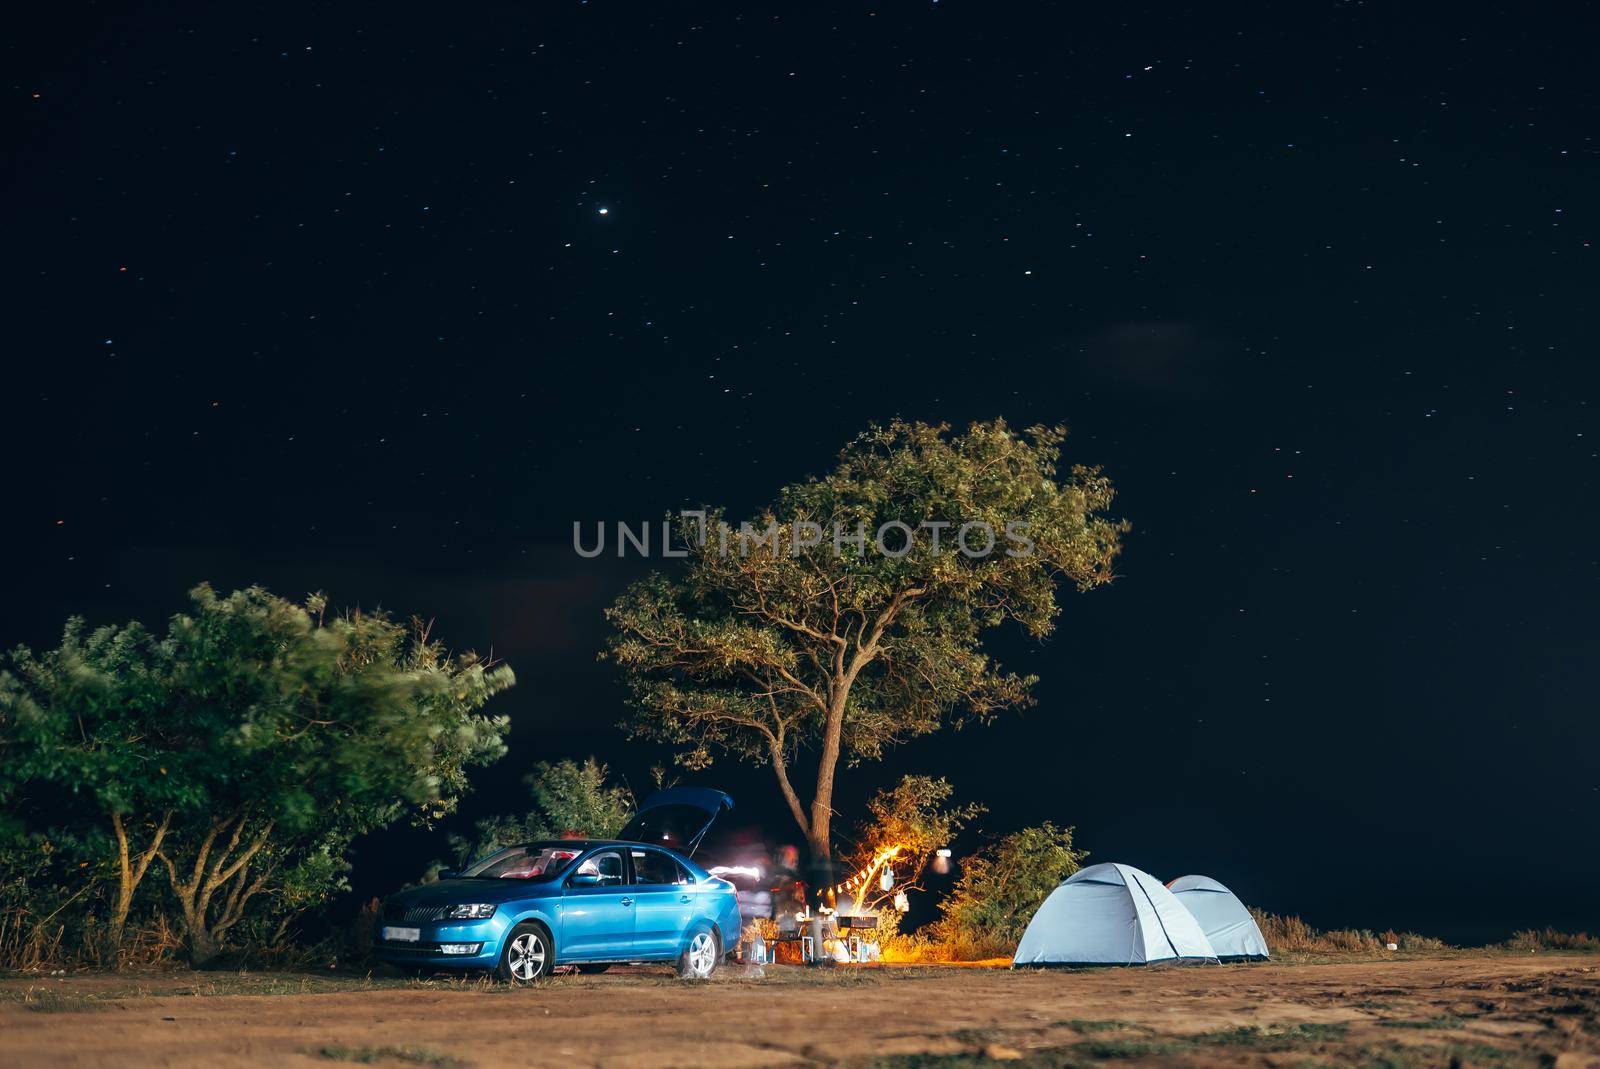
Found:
1,953 -> 1597,1069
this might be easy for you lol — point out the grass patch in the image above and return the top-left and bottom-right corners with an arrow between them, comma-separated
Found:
318,1046 -> 460,1066
1070,1037 -> 1190,1059
6,987 -> 110,1013
1058,1019 -> 1139,1034
0,962 -> 948,1009
870,1023 -> 1350,1065
1197,1022 -> 1348,1049
1377,1013 -> 1470,1030
862,1035 -> 1534,1069
0,970 -> 519,1005
1343,1041 -> 1521,1068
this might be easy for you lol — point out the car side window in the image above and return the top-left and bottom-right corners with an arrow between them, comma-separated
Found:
575,849 -> 625,886
630,849 -> 688,886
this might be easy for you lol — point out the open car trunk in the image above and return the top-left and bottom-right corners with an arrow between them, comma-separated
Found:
616,787 -> 733,857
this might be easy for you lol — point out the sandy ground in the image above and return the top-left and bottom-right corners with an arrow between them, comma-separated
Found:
1,953 -> 1597,1068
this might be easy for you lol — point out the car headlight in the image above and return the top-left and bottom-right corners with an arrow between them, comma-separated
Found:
444,903 -> 496,919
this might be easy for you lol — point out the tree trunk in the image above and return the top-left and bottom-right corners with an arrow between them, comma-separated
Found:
806,767 -> 836,865
803,695 -> 846,967
158,813 -> 272,968
806,597 -> 902,872
792,596 -> 912,963
106,811 -> 170,960
807,689 -> 849,873
184,922 -> 219,968
803,831 -> 834,968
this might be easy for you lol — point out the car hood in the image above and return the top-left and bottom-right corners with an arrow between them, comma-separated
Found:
387,876 -> 556,908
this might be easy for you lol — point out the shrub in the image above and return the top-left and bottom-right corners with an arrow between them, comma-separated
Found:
447,758 -> 633,870
926,822 -> 1085,956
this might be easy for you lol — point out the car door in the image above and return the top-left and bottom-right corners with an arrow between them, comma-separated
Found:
629,848 -> 696,959
558,848 -> 634,960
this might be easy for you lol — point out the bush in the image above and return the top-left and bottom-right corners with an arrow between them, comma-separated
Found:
924,822 -> 1085,957
447,758 -> 633,870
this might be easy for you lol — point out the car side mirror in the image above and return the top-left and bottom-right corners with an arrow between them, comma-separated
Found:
568,872 -> 601,887
438,870 -> 459,881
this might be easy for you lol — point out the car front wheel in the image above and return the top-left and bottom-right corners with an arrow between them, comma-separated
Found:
495,923 -> 551,984
677,925 -> 720,980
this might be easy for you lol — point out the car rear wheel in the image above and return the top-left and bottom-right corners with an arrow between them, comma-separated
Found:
677,925 -> 720,980
495,923 -> 551,984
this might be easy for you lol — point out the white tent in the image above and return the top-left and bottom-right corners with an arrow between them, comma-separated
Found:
1013,862 -> 1218,966
1167,875 -> 1270,960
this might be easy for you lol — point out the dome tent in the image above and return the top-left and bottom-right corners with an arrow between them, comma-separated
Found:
1013,862 -> 1218,966
1167,875 -> 1270,960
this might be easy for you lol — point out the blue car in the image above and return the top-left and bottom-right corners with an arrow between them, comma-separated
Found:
374,787 -> 743,982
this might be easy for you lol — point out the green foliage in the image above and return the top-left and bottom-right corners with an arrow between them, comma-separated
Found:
605,419 -> 1125,855
857,776 -> 984,862
846,775 -> 982,915
932,822 -> 1085,951
450,757 -> 633,868
318,1046 -> 461,1066
0,584 -> 514,965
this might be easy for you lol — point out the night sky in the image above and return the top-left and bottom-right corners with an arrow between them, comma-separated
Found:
6,3 -> 1597,944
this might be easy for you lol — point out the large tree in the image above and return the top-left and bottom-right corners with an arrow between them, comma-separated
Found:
0,618 -> 178,952
604,419 -> 1125,866
0,585 -> 515,964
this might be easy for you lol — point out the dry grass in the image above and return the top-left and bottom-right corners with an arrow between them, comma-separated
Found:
0,906 -> 184,972
878,930 -> 1014,964
1250,913 -> 1597,961
881,910 -> 1454,964
1504,927 -> 1600,952
1248,909 -> 1450,957
0,907 -> 67,971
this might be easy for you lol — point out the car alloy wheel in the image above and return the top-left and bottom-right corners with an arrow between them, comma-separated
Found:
684,929 -> 718,979
499,925 -> 549,983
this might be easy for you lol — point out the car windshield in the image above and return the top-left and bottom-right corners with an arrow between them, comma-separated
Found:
461,846 -> 580,880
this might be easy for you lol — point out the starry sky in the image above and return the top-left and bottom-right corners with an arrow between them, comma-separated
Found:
6,3 -> 1597,942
